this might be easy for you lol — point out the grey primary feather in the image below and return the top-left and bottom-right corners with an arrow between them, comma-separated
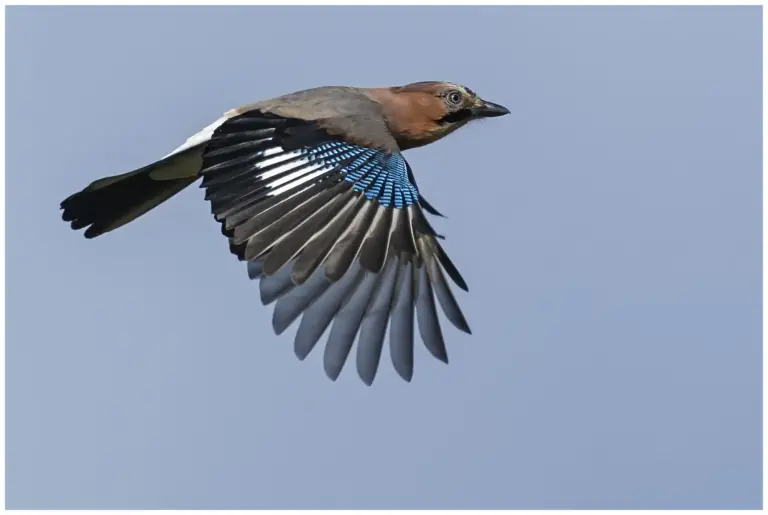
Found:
356,256 -> 399,385
389,257 -> 415,381
324,271 -> 381,381
272,264 -> 331,335
415,262 -> 448,363
259,259 -> 295,305
294,261 -> 364,360
247,257 -> 266,280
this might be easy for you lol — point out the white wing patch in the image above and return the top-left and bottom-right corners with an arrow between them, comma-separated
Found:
268,163 -> 332,197
162,115 -> 230,159
256,149 -> 302,170
149,114 -> 233,182
165,113 -> 335,197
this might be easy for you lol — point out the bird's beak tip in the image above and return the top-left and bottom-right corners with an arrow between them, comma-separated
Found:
473,100 -> 510,118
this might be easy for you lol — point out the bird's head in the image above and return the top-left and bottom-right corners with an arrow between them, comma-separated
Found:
396,81 -> 510,123
367,81 -> 510,150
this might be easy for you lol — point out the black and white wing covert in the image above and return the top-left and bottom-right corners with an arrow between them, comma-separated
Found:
200,110 -> 470,384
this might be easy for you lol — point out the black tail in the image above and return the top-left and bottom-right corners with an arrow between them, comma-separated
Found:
61,150 -> 202,238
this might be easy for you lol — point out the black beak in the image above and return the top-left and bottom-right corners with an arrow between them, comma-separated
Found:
472,100 -> 510,118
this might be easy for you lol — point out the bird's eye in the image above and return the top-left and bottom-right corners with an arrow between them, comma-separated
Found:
446,90 -> 463,105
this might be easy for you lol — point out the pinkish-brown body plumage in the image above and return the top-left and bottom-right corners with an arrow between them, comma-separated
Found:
60,81 -> 509,385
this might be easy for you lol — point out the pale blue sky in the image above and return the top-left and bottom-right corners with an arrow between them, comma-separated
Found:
6,5 -> 762,509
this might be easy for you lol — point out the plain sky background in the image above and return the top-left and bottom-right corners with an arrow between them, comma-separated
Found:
6,5 -> 762,509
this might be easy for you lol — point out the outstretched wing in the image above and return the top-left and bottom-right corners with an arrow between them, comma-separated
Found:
200,109 -> 470,384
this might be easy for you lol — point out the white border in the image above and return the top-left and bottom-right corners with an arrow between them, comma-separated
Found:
0,1 -> 763,514
2,0 -> 766,4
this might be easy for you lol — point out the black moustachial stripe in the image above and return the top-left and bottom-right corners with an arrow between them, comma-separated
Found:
438,108 -> 473,125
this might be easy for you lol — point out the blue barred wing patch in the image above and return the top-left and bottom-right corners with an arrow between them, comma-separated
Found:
301,141 -> 418,209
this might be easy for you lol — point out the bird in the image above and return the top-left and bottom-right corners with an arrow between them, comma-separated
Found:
60,81 -> 510,385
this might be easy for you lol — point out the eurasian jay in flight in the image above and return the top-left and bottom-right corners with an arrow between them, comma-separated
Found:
60,81 -> 510,384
